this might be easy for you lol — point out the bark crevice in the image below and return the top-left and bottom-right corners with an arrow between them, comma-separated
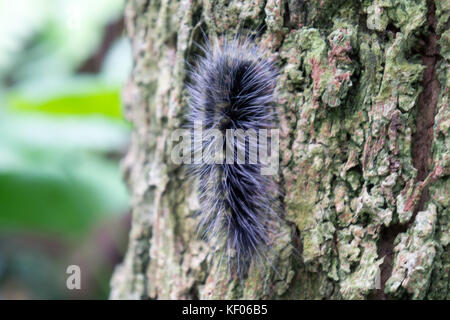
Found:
411,0 -> 441,218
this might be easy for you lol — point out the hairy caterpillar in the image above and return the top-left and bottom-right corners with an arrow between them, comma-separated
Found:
186,35 -> 280,276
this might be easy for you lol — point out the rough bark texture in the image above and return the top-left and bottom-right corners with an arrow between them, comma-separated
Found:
110,0 -> 449,300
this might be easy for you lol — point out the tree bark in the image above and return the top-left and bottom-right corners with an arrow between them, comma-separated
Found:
110,0 -> 449,300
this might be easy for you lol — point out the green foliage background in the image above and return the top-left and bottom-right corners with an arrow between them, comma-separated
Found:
0,0 -> 132,298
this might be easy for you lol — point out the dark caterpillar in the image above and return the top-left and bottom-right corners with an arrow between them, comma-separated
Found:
187,35 -> 280,276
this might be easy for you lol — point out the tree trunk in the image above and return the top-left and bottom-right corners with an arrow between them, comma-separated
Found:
110,0 -> 449,300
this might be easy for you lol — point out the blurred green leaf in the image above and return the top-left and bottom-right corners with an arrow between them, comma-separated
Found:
0,152 -> 129,236
7,75 -> 125,118
0,110 -> 130,236
0,114 -> 130,154
9,89 -> 122,118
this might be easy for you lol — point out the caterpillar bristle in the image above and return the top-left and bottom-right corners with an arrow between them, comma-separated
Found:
187,34 -> 280,277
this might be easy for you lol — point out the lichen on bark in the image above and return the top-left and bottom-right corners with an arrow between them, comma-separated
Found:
110,0 -> 449,300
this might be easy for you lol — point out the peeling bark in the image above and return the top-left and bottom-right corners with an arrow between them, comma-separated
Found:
110,0 -> 449,300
